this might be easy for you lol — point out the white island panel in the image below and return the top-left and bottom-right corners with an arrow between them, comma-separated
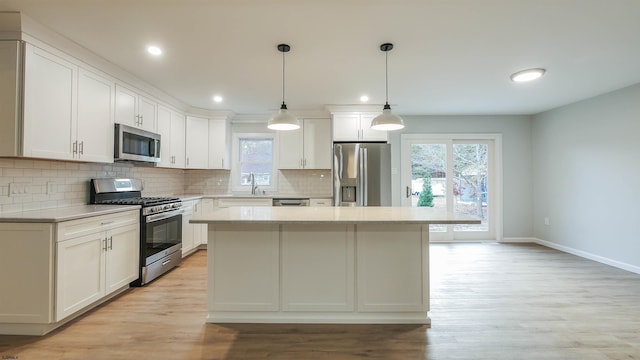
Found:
208,224 -> 279,313
357,224 -> 427,312
281,224 -> 355,312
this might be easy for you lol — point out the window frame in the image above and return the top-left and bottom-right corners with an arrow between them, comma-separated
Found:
231,132 -> 277,194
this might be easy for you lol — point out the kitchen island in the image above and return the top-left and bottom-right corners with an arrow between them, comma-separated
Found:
190,206 -> 479,325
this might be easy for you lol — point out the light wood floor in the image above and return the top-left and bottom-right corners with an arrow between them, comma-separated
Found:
2,243 -> 640,360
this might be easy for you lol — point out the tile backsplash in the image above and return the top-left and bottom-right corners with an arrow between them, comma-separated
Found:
0,158 -> 332,214
183,169 -> 332,197
0,158 -> 184,214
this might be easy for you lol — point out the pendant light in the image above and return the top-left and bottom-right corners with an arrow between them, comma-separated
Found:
267,43 -> 300,131
370,43 -> 405,131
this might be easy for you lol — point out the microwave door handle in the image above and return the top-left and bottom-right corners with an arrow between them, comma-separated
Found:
152,139 -> 160,157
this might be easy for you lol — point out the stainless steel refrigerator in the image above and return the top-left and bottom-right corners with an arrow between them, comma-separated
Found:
333,142 -> 391,206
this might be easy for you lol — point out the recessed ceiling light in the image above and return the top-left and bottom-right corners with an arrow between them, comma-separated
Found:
147,45 -> 162,56
213,95 -> 223,103
510,68 -> 545,82
360,95 -> 369,102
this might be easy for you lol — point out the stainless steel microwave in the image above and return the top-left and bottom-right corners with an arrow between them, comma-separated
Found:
114,123 -> 161,163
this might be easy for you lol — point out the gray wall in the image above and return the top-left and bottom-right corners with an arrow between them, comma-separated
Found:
532,83 -> 640,268
388,115 -> 533,239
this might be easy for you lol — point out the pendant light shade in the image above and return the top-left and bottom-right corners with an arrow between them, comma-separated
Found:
370,43 -> 404,131
268,44 -> 300,131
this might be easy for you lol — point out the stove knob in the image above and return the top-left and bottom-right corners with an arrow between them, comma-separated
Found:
164,204 -> 171,210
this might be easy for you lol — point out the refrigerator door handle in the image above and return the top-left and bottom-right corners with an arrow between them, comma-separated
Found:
358,147 -> 364,206
362,148 -> 368,206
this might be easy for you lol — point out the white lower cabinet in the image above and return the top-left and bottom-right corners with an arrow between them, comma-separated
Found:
0,209 -> 139,335
182,198 -> 215,256
56,212 -> 139,321
181,200 -> 195,255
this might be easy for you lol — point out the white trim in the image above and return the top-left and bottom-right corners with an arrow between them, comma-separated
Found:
535,238 -> 640,275
230,132 -> 277,193
501,237 -> 537,243
400,133 -> 503,242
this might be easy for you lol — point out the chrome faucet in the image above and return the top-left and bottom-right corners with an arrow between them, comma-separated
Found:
249,172 -> 258,195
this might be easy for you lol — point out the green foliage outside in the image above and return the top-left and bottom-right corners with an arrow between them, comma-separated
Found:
417,174 -> 434,207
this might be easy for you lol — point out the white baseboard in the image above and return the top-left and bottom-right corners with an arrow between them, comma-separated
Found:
501,237 -> 537,243
535,238 -> 640,275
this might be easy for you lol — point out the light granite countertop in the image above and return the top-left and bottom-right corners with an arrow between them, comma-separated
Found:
190,206 -> 480,225
0,205 -> 140,223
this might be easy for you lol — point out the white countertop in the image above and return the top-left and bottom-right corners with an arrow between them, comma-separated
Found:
176,194 -> 332,201
0,205 -> 140,223
190,206 -> 480,225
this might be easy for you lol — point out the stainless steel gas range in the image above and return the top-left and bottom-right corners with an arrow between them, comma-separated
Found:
90,178 -> 182,286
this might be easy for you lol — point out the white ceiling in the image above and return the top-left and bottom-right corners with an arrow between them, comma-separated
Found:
2,0 -> 640,116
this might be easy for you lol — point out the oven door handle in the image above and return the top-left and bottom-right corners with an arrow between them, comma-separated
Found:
146,209 -> 183,223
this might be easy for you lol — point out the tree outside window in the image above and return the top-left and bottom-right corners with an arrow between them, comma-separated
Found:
238,137 -> 274,186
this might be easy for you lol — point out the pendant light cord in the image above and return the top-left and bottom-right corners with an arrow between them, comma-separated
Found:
385,49 -> 389,105
282,49 -> 286,106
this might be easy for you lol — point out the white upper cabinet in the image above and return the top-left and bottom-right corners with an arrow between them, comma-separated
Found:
185,116 -> 209,169
208,118 -> 230,169
279,118 -> 331,169
115,84 -> 157,132
76,68 -> 115,163
332,113 -> 387,142
22,44 -> 78,160
157,106 -> 186,168
22,44 -> 114,163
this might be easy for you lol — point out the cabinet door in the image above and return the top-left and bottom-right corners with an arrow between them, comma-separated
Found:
360,114 -> 388,141
56,233 -> 106,321
76,68 -> 115,163
208,119 -> 229,169
105,223 -> 140,294
171,112 -> 186,168
181,201 -> 195,255
278,126 -> 303,169
137,95 -> 157,132
185,116 -> 209,168
303,118 -> 331,169
114,85 -> 137,127
332,114 -> 360,142
156,106 -> 173,167
192,200 -> 204,247
23,44 -> 77,160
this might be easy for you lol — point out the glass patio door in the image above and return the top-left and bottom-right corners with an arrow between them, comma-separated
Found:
401,134 -> 501,241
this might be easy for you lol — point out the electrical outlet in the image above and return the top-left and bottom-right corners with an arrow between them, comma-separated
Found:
47,182 -> 56,195
9,182 -> 27,196
544,217 -> 550,226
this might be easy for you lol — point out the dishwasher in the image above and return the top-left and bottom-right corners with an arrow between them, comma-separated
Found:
272,198 -> 310,206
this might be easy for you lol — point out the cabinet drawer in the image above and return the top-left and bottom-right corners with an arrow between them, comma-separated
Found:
310,198 -> 332,207
57,210 -> 139,242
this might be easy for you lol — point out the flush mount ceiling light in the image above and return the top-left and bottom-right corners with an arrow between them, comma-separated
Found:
146,45 -> 162,56
510,68 -> 546,82
370,43 -> 404,131
267,43 -> 300,131
360,95 -> 369,102
213,95 -> 223,103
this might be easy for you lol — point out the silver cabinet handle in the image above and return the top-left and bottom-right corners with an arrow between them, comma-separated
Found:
72,141 -> 78,155
187,157 -> 190,166
100,221 -> 115,226
221,159 -> 224,168
79,141 -> 84,155
406,186 -> 411,198
162,259 -> 172,266
140,115 -> 143,125
108,236 -> 113,250
103,238 -> 108,251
